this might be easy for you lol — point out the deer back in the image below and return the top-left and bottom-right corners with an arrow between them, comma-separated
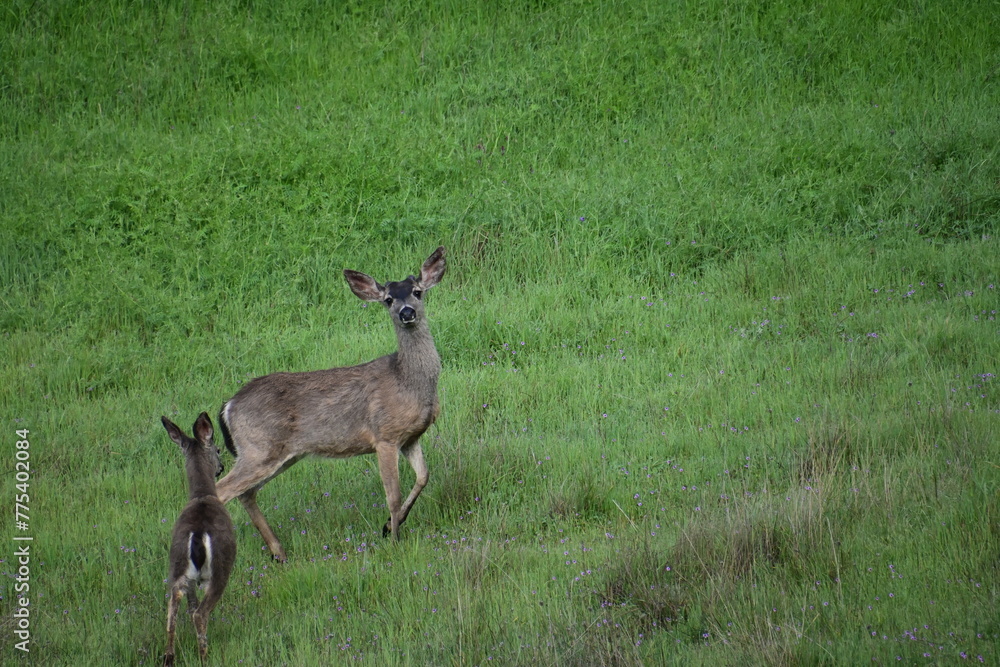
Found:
223,350 -> 440,459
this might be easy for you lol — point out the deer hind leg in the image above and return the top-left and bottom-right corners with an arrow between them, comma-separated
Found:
239,487 -> 288,562
163,584 -> 185,666
216,453 -> 298,562
375,443 -> 403,539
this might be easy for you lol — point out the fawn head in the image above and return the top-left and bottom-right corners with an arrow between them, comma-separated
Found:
161,412 -> 224,479
343,246 -> 446,328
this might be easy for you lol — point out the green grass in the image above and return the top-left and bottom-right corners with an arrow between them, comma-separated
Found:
2,0 -> 998,664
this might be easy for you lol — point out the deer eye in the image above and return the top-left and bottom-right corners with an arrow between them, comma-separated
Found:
413,290 -> 423,300
384,297 -> 394,306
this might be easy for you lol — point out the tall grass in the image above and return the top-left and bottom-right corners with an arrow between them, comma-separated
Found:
2,0 -> 998,664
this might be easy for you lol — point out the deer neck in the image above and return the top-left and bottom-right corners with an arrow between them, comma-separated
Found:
394,320 -> 441,393
185,457 -> 219,501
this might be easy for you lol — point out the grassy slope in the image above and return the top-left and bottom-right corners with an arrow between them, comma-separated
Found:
1,0 -> 998,664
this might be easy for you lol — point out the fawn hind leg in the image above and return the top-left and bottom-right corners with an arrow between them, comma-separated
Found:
192,579 -> 227,661
185,579 -> 200,614
163,583 -> 185,666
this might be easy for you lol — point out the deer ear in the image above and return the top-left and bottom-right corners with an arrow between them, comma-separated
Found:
161,417 -> 186,448
344,270 -> 385,302
417,246 -> 446,290
193,412 -> 214,446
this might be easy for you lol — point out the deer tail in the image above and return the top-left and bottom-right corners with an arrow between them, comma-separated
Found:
218,402 -> 237,458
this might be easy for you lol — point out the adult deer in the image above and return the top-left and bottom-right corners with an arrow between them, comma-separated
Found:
161,412 -> 236,666
216,246 -> 446,562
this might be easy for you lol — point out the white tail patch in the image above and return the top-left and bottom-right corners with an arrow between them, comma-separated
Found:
185,532 -> 214,586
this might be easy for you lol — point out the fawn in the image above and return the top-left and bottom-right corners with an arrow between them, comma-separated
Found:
162,412 -> 236,665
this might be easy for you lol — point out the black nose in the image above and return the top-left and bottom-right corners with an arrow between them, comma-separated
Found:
399,306 -> 417,324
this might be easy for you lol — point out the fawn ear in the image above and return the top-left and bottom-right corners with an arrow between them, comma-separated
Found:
161,417 -> 186,449
417,246 -> 446,290
344,270 -> 386,302
193,412 -> 214,446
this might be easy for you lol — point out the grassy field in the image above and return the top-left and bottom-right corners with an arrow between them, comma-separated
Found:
2,0 -> 998,664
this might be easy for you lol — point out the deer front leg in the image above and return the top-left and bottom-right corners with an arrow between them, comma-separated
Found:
396,441 -> 429,531
376,443 -> 402,539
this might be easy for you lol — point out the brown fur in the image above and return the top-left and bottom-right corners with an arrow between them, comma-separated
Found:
216,247 -> 446,562
162,413 -> 236,666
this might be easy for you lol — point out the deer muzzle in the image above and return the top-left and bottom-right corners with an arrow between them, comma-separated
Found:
399,306 -> 417,324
